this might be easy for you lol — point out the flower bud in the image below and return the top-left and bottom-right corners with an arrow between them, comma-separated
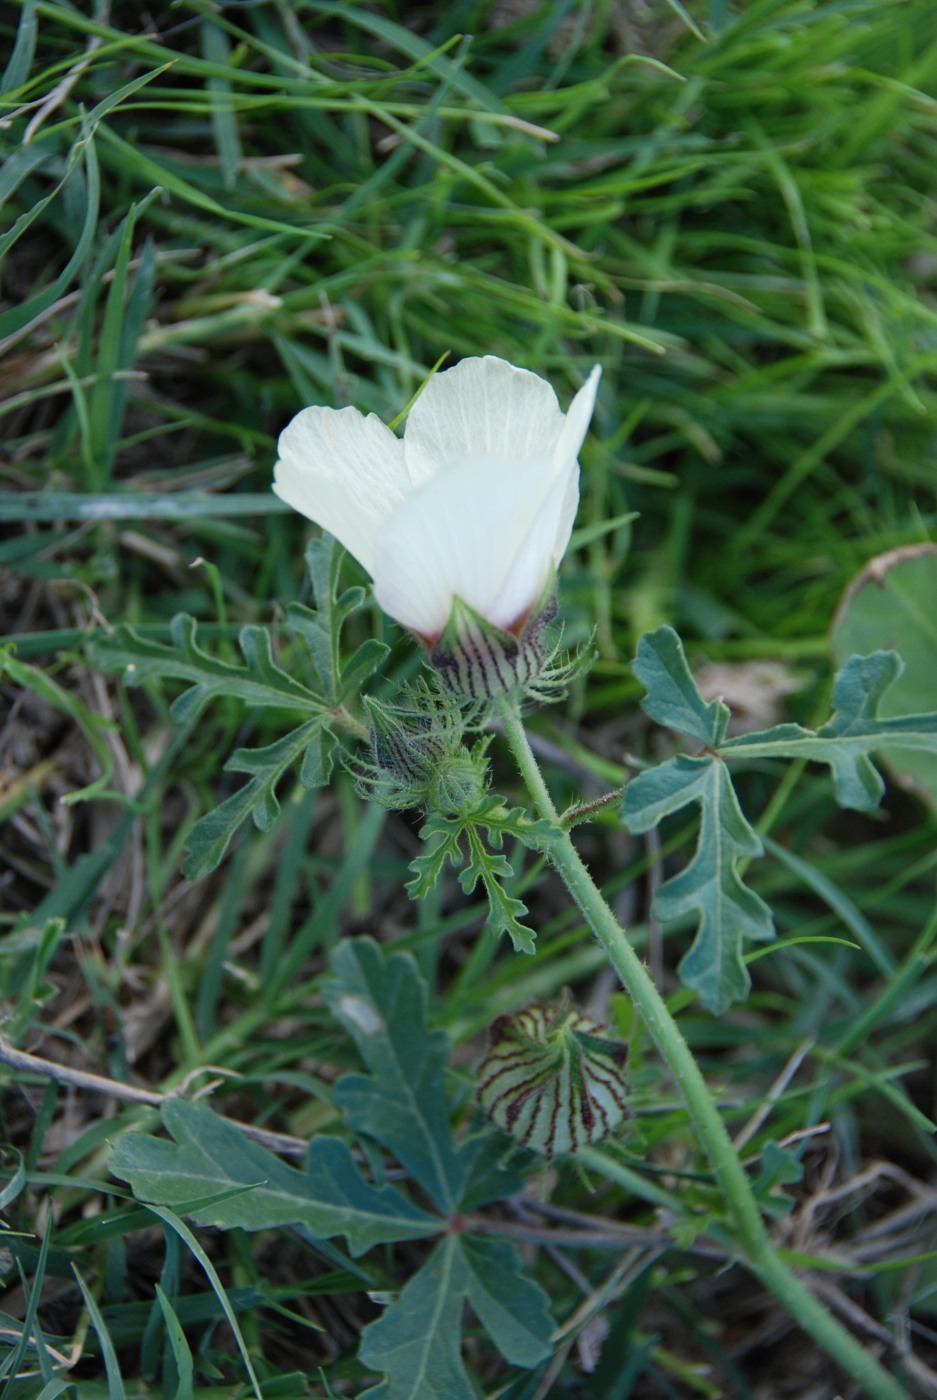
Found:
359,693 -> 488,816
477,1002 -> 628,1159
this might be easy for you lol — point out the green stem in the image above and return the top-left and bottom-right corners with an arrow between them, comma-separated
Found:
497,702 -> 909,1400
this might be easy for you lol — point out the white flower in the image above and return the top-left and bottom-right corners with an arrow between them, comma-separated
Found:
273,355 -> 601,642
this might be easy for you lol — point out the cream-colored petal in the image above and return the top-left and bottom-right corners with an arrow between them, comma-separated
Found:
550,365 -> 601,558
372,453 -> 561,639
553,465 -> 581,566
273,405 -> 409,575
488,462 -> 578,627
403,356 -> 565,483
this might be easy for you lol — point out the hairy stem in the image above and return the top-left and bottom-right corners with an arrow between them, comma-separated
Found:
497,701 -> 909,1400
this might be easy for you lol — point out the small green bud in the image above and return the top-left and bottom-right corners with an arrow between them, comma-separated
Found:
477,1001 -> 629,1159
357,691 -> 488,816
367,695 -> 448,787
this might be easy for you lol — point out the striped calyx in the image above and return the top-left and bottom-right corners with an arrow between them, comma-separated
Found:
429,587 -> 557,703
477,1003 -> 628,1159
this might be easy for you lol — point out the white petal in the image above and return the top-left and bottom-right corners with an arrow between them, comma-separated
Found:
403,356 -> 565,482
489,461 -> 578,627
372,454 -> 562,639
550,364 -> 601,557
273,405 -> 409,575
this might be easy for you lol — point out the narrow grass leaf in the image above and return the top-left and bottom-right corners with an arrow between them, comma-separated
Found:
200,18 -> 243,187
155,1284 -> 195,1400
0,126 -> 100,343
762,835 -> 894,977
0,1217 -> 52,1393
88,194 -> 160,484
0,491 -> 291,522
72,1267 -> 126,1400
662,0 -> 706,40
0,648 -> 116,805
97,125 -> 328,242
0,1149 -> 26,1211
138,1203 -> 263,1400
0,145 -> 49,207
2,0 -> 37,93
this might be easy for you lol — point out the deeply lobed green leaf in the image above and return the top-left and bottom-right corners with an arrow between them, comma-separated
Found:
623,627 -> 937,1011
324,939 -> 466,1212
359,1235 -> 552,1399
109,1099 -> 439,1257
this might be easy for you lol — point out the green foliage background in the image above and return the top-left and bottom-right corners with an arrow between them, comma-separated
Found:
2,0 -> 937,1394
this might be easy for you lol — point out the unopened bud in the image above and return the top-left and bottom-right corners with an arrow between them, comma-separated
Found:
359,692 -> 488,816
478,1002 -> 628,1159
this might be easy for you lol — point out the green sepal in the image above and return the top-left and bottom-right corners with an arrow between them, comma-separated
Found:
357,688 -> 489,816
426,572 -> 586,706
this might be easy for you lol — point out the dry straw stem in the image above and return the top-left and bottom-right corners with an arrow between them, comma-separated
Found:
0,1037 -> 308,1158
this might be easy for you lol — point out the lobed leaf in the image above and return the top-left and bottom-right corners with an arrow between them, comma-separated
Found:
287,533 -> 377,703
452,1131 -> 530,1213
751,1140 -> 804,1220
831,545 -> 937,810
94,537 -> 382,874
109,1099 -> 439,1257
324,939 -> 465,1212
623,755 -> 772,1012
461,827 -> 536,954
460,1236 -> 554,1367
407,800 -> 546,952
406,814 -> 465,900
359,1235 -> 552,1398
183,718 -> 333,878
625,629 -> 937,1011
359,1238 -> 470,1400
632,627 -> 729,746
721,651 -> 937,810
93,613 -> 323,723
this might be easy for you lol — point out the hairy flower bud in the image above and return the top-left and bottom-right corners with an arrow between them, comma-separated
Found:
477,1002 -> 629,1159
358,692 -> 488,816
